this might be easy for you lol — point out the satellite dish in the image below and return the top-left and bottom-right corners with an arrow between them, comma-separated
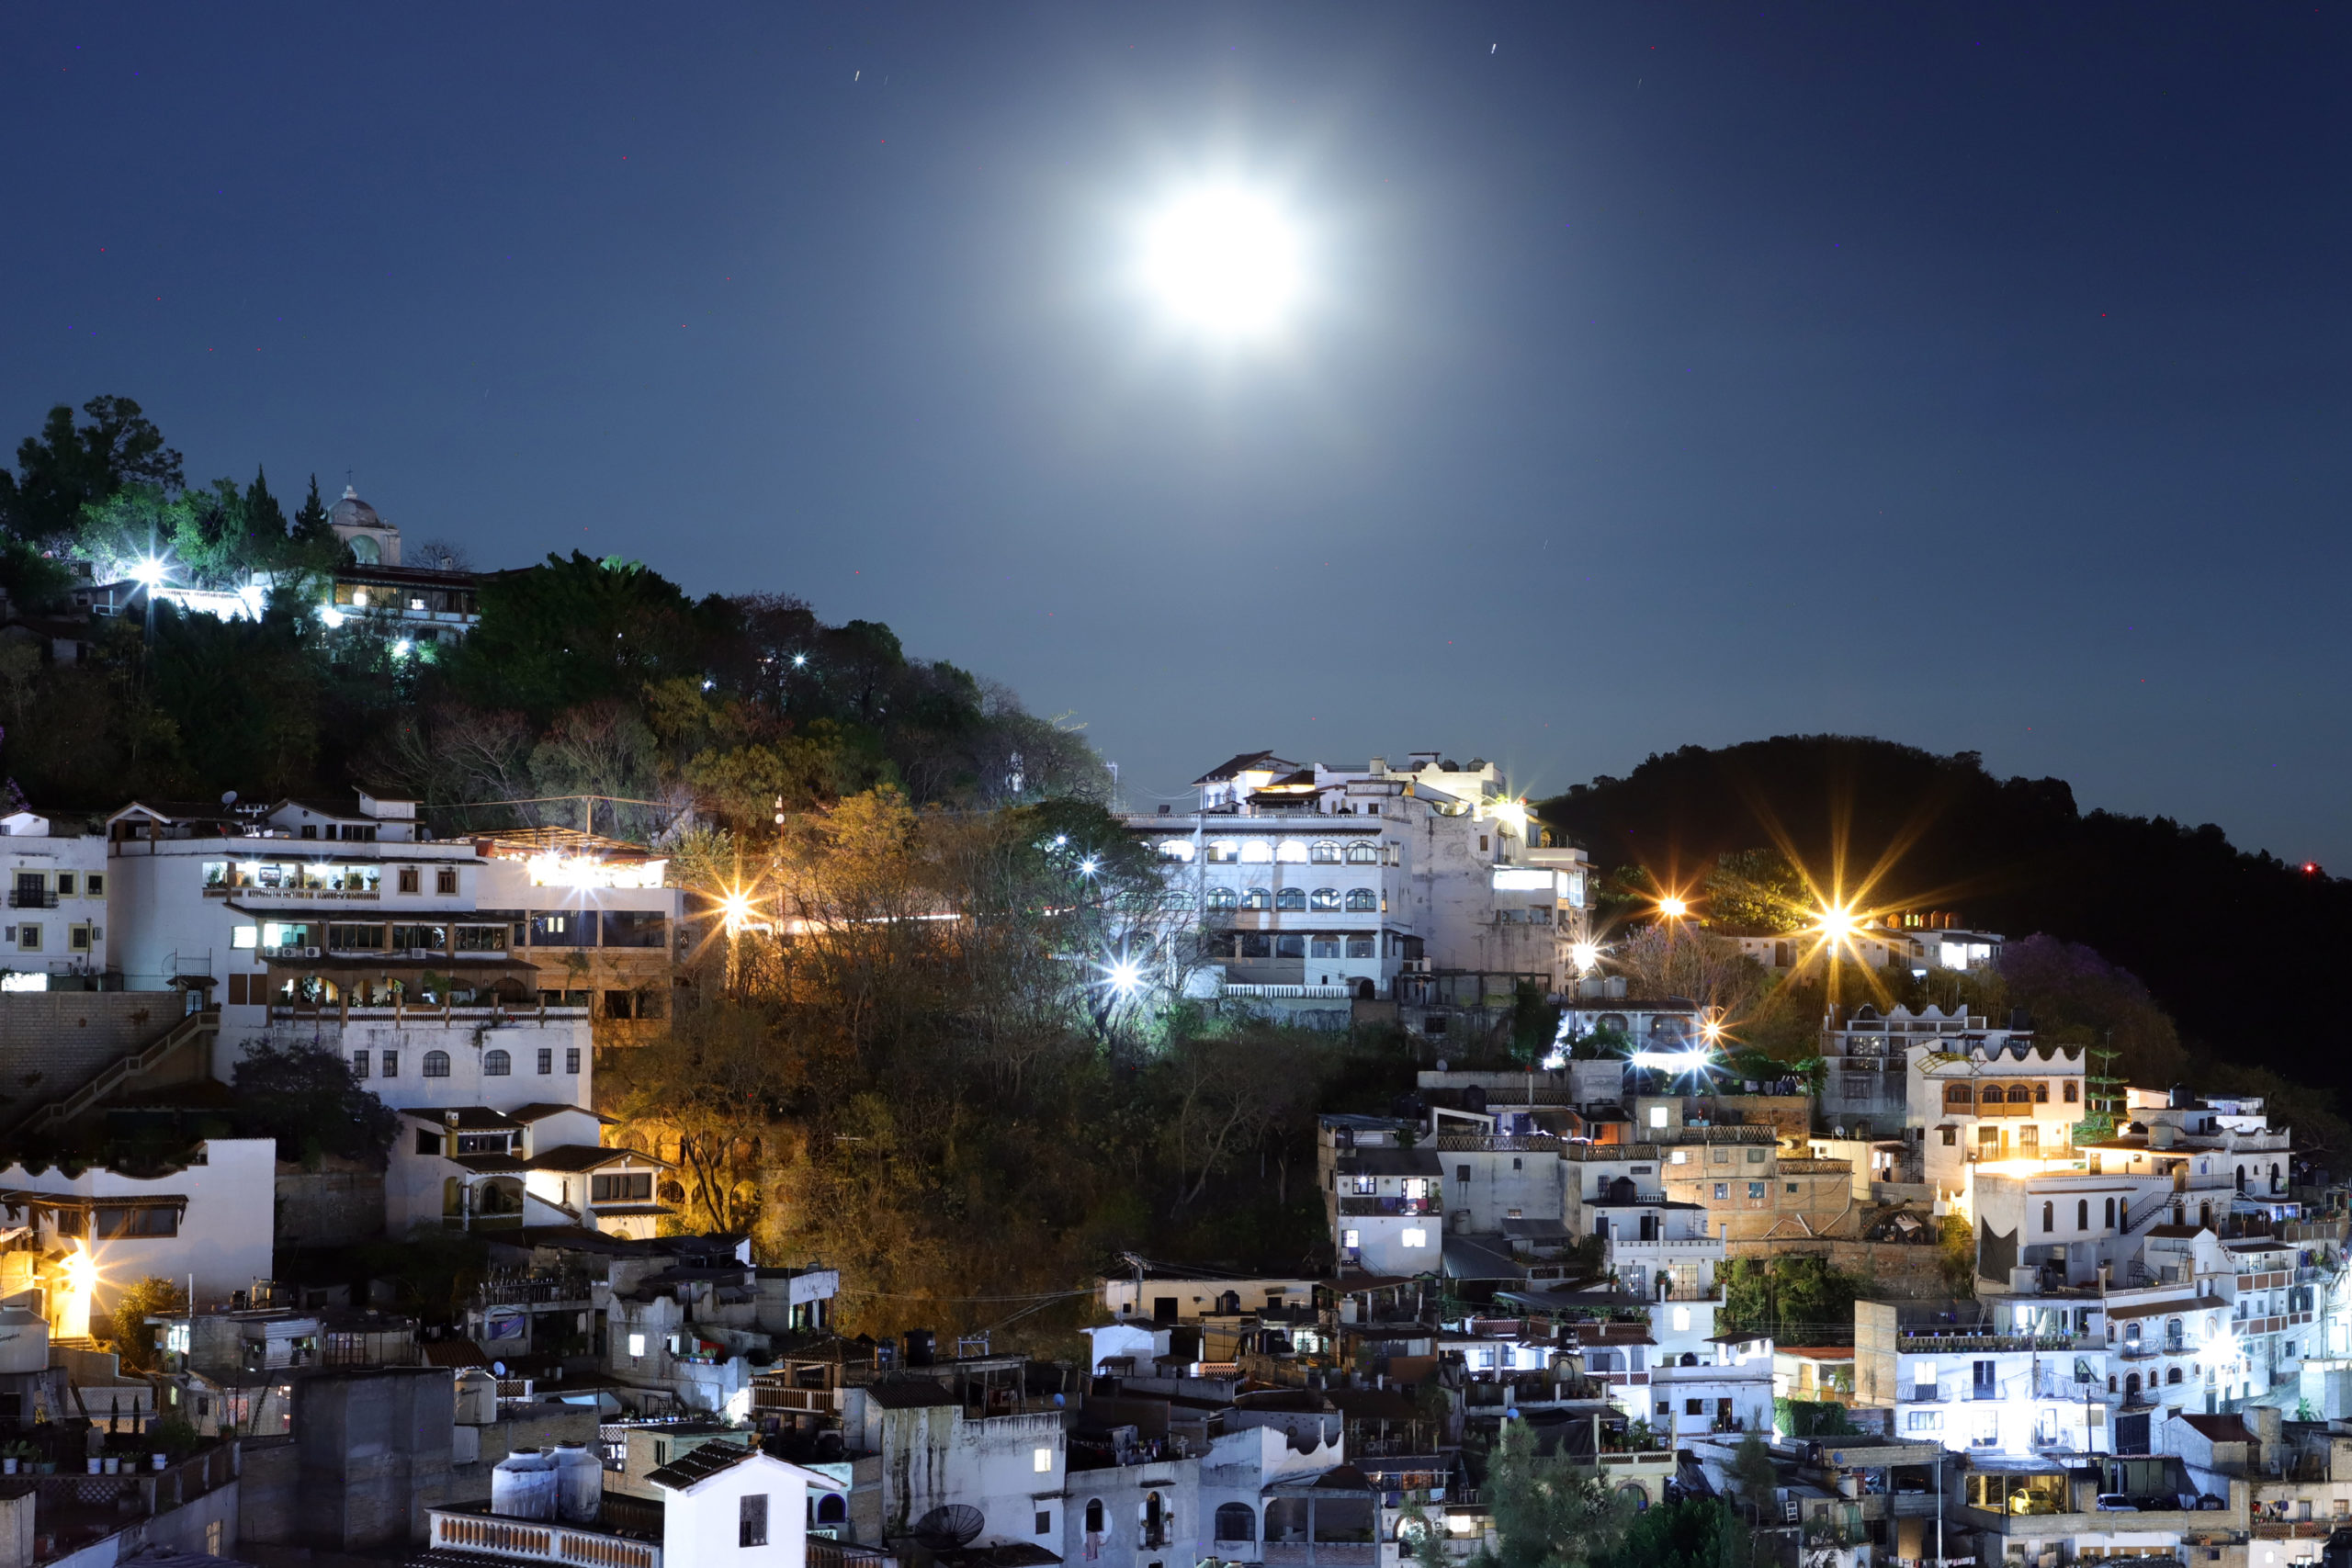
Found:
220,791 -> 238,806
492,1360 -> 507,1377
913,1506 -> 986,1550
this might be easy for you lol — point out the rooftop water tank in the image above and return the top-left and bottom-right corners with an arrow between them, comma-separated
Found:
549,1443 -> 602,1523
492,1450 -> 559,1520
454,1368 -> 499,1426
0,1305 -> 49,1375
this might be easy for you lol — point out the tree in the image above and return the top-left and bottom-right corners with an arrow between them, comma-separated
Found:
1729,1431 -> 1778,1505
98,1275 -> 187,1372
1596,1499 -> 1749,1568
1470,1418 -> 1633,1568
1,396 -> 183,541
230,1040 -> 401,1167
1702,849 -> 1812,935
292,474 -> 332,543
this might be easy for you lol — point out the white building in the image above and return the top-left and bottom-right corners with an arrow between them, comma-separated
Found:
0,1138 -> 276,1331
1128,750 -> 1590,1014
1,810 -> 109,987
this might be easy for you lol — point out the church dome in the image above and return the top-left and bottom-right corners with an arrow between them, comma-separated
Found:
330,484 -> 387,533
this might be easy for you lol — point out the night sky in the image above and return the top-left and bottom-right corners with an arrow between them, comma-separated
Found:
6,6 -> 2347,862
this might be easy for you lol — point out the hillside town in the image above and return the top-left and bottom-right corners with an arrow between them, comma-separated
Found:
1,513 -> 2350,1568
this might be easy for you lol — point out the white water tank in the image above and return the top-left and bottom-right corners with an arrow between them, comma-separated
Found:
492,1450 -> 559,1520
550,1443 -> 603,1523
0,1305 -> 50,1375
454,1368 -> 498,1426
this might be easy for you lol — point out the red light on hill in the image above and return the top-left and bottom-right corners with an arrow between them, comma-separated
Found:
2302,862 -> 2323,876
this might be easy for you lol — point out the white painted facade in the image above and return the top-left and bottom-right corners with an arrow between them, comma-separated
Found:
1,812 -> 110,986
0,1138 -> 276,1323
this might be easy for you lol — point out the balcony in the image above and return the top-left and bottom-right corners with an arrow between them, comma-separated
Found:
1340,1195 -> 1442,1217
6,889 -> 58,908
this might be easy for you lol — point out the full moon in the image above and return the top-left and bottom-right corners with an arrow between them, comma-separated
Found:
1136,186 -> 1304,339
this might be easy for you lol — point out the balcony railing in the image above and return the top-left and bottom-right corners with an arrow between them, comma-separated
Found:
1340,1195 -> 1442,1217
6,889 -> 59,908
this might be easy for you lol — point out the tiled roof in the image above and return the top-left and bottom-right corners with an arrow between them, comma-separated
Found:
646,1438 -> 759,1491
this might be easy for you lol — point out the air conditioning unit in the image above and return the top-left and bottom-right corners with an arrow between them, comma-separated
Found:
303,946 -> 322,959
259,945 -> 283,959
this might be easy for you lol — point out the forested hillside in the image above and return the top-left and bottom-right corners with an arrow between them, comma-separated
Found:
1538,736 -> 2352,1111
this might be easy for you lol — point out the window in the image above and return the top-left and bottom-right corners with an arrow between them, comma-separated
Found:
93,1205 -> 179,1238
1940,1126 -> 1956,1145
351,1050 -> 370,1078
86,874 -> 102,897
1310,937 -> 1340,957
594,1172 -> 654,1203
435,868 -> 458,895
1034,1446 -> 1054,1473
1786,1183 -> 1798,1194
1344,888 -> 1378,911
1239,840 -> 1273,863
537,1048 -> 553,1074
2078,1199 -> 2089,1231
398,868 -> 420,894
483,1049 -> 511,1077
422,1050 -> 451,1077
1036,1512 -> 1053,1536
1275,840 -> 1310,863
1086,1500 -> 1105,1535
2035,1081 -> 2050,1102
1239,887 -> 1272,911
456,924 -> 508,952
1309,887 -> 1340,911
1747,1148 -> 1766,1163
1401,1228 -> 1428,1248
1275,934 -> 1306,958
391,923 -> 447,952
2064,1081 -> 2079,1102
1346,935 -> 1374,957
2041,1201 -> 2054,1233
1216,1504 -> 1257,1542
329,923 -> 386,951
382,1051 -> 398,1077
232,924 -> 257,949
530,912 -> 586,946
415,1131 -> 441,1156
1944,1083 -> 1973,1109
1310,842 -> 1342,864
601,910 -> 667,948
565,1047 -> 581,1073
1748,1182 -> 1765,1200
628,1333 -> 647,1359
69,924 -> 92,952
16,924 -> 39,952
1344,843 -> 1380,863
1713,1183 -> 1727,1200
1274,887 -> 1307,911
55,874 -> 74,897
1206,840 -> 1239,863
1159,840 -> 1195,862
1672,1306 -> 1691,1331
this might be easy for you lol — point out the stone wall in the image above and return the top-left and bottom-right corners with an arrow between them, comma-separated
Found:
0,992 -> 195,1126
274,1167 -> 386,1247
1724,1236 -> 1954,1299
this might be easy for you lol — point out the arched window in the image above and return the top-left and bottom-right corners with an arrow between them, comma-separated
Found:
2077,1200 -> 2089,1231
423,1050 -> 451,1077
2009,1084 -> 2035,1104
2034,1081 -> 2051,1102
2105,1197 -> 2117,1228
1275,887 -> 1307,911
1344,843 -> 1381,864
1216,1504 -> 1257,1543
2064,1081 -> 2080,1103
483,1049 -> 511,1077
1159,840 -> 1195,863
2167,1367 -> 2183,1384
2041,1201 -> 2054,1233
2165,1317 -> 2184,1352
816,1494 -> 847,1525
1266,1501 -> 1309,1544
2125,1322 -> 2142,1346
2125,1372 -> 2142,1398
1085,1500 -> 1105,1536
1944,1084 -> 1973,1110
1310,842 -> 1342,864
1344,889 -> 1378,911
1309,888 -> 1340,911
1205,887 -> 1238,911
1240,887 -> 1272,910
1239,840 -> 1273,863
1206,840 -> 1239,863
